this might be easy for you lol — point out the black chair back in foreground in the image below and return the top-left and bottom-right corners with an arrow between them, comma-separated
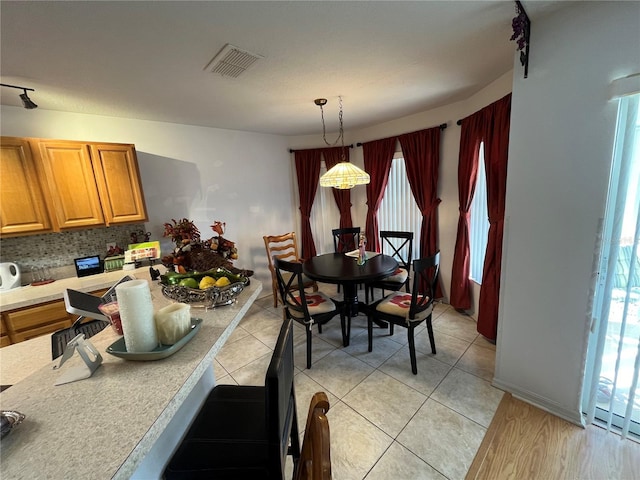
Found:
275,257 -> 346,368
164,317 -> 300,479
367,252 -> 440,374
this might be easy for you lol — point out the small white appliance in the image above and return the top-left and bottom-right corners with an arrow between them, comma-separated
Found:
0,262 -> 21,291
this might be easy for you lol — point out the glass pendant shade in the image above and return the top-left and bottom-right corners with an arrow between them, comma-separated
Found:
320,161 -> 370,189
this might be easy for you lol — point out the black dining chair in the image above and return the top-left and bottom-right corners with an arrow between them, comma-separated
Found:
164,317 -> 300,479
332,227 -> 361,294
332,227 -> 360,254
367,252 -> 440,374
274,257 -> 346,368
365,230 -> 414,303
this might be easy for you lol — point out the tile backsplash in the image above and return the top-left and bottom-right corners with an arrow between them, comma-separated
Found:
0,224 -> 147,284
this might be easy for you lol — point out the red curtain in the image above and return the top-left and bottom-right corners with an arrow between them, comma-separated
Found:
477,94 -> 512,340
294,149 -> 322,259
363,137 -> 396,252
322,147 -> 354,230
398,127 -> 442,295
450,115 -> 484,310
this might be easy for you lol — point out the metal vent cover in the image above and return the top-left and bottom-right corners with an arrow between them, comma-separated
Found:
205,44 -> 263,78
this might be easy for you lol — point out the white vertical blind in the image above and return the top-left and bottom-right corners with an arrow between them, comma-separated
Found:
469,143 -> 490,283
584,92 -> 640,439
378,155 -> 422,258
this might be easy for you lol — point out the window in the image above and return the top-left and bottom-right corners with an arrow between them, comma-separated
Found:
310,161 -> 341,254
469,143 -> 490,283
378,154 -> 422,258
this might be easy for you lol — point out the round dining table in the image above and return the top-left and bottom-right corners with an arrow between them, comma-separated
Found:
302,252 -> 398,345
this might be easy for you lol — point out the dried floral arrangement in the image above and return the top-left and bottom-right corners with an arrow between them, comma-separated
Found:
161,219 -> 251,276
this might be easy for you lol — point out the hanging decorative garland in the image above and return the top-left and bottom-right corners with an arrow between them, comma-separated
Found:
510,1 -> 531,78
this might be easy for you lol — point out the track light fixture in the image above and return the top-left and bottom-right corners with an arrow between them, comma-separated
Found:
1,83 -> 38,109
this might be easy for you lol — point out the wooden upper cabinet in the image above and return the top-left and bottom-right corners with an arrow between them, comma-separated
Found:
90,144 -> 148,225
0,137 -> 54,236
35,140 -> 105,229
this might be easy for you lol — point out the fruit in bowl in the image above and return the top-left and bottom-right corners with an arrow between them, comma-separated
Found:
159,267 -> 248,307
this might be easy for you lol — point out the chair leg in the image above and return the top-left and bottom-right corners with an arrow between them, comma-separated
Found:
305,327 -> 312,369
367,315 -> 373,352
389,323 -> 394,336
426,316 -> 436,354
340,311 -> 348,347
272,281 -> 278,308
408,326 -> 418,374
317,323 -> 323,334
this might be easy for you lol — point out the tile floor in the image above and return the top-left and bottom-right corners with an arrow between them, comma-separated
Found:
213,284 -> 503,480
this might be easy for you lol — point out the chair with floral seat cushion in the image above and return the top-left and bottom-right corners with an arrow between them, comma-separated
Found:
274,257 -> 345,369
367,252 -> 440,374
365,231 -> 413,303
264,232 -> 318,308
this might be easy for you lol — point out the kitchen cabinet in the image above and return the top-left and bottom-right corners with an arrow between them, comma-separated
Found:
0,137 -> 148,237
2,288 -> 108,345
1,317 -> 10,347
36,140 -> 106,229
3,300 -> 74,344
0,138 -> 54,236
90,143 -> 147,225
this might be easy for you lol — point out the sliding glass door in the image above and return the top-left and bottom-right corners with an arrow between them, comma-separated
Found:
583,91 -> 640,439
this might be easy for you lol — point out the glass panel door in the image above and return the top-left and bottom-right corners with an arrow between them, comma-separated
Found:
583,93 -> 640,439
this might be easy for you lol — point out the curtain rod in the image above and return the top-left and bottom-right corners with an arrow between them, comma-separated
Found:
355,123 -> 447,147
289,144 -> 354,154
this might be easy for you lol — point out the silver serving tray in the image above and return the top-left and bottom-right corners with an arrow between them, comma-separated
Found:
160,281 -> 246,308
1,410 -> 25,439
106,318 -> 202,361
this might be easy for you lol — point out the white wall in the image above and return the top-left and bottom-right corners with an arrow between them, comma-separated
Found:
1,66 -> 513,313
288,70 -> 513,313
0,108 -> 296,289
494,2 -> 640,424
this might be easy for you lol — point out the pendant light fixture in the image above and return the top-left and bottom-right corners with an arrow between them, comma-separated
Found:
0,83 -> 38,109
316,97 -> 369,189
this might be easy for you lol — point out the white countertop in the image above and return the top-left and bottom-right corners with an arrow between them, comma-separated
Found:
0,267 -> 153,311
0,274 -> 262,480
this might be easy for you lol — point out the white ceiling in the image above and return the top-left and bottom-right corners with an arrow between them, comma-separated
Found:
0,1 -> 565,136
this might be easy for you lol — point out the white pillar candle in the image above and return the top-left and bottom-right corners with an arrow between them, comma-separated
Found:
115,279 -> 159,353
154,303 -> 191,345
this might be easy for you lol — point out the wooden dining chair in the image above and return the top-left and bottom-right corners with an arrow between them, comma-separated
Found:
164,317 -> 300,479
366,230 -> 413,303
274,257 -> 346,368
294,392 -> 331,480
367,252 -> 440,374
264,232 -> 318,308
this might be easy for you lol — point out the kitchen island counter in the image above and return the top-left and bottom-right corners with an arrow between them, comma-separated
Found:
0,274 -> 262,480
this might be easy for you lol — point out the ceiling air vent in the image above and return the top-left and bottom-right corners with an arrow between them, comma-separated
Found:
205,44 -> 263,78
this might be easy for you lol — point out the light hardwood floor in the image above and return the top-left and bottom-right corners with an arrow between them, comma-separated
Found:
466,393 -> 640,480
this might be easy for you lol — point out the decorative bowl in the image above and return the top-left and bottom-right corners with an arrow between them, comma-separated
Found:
160,280 -> 247,308
1,411 -> 25,439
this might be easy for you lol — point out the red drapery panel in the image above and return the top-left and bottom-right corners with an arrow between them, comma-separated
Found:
363,137 -> 396,252
398,127 -> 442,295
477,94 -> 512,340
322,147 -> 354,231
449,115 -> 484,310
294,149 -> 322,259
